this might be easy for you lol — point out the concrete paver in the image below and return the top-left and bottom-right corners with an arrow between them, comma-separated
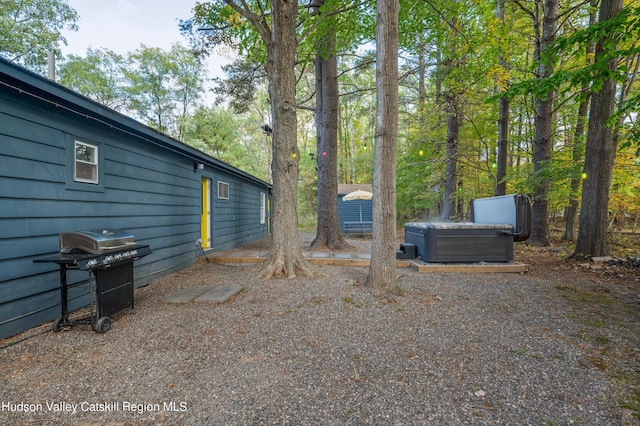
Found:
194,285 -> 243,303
163,285 -> 212,303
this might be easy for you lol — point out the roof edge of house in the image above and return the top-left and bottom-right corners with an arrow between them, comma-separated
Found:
0,56 -> 271,189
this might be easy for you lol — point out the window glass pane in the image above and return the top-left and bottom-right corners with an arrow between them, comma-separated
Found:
76,143 -> 96,162
76,162 -> 97,182
74,141 -> 98,184
218,181 -> 229,199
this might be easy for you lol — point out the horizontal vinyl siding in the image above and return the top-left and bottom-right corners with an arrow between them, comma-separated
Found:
337,197 -> 373,229
0,94 -> 201,339
210,176 -> 269,251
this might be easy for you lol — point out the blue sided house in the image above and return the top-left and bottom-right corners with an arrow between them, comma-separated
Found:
0,57 -> 271,339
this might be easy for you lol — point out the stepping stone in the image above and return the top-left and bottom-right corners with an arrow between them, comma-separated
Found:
194,285 -> 243,303
163,286 -> 213,303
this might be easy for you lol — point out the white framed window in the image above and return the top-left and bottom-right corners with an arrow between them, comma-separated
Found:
218,181 -> 229,199
74,141 -> 98,184
260,192 -> 266,224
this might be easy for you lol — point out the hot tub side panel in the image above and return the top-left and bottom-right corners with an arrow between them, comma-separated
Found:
405,223 -> 514,263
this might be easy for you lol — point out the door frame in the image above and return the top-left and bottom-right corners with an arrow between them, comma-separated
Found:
201,177 -> 211,248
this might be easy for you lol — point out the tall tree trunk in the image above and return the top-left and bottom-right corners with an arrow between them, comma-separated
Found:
442,93 -> 460,221
311,32 -> 348,250
563,84 -> 590,240
496,97 -> 509,196
417,35 -> 427,109
562,0 -> 598,241
573,0 -> 624,258
440,7 -> 462,221
367,0 -> 398,291
259,0 -> 314,278
530,0 -> 558,246
563,0 -> 597,241
495,0 -> 508,196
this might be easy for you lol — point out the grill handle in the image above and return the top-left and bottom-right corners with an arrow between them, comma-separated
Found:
102,242 -> 137,251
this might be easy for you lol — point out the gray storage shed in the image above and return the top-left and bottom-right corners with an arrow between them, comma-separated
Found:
337,184 -> 372,233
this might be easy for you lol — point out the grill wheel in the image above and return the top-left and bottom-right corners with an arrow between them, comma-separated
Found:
95,316 -> 112,334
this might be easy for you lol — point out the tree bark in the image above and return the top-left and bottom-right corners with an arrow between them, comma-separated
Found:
495,0 -> 508,196
367,0 -> 398,291
529,0 -> 558,246
259,0 -> 314,278
563,0 -> 597,241
311,32 -> 348,250
442,93 -> 460,221
417,35 -> 427,109
573,0 -> 623,258
562,0 -> 598,241
563,84 -> 590,240
495,96 -> 509,196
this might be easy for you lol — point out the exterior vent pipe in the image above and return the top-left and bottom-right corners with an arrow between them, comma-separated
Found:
48,52 -> 55,81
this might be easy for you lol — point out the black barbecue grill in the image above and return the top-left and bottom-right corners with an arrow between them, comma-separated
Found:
34,229 -> 151,333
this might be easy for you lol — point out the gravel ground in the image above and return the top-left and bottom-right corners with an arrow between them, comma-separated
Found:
1,236 -> 638,426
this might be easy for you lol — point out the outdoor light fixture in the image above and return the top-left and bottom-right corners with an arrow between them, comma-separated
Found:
194,162 -> 205,171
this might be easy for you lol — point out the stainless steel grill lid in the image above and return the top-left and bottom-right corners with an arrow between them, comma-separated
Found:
59,229 -> 136,254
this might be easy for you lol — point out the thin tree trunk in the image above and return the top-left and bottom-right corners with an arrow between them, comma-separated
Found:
496,97 -> 509,196
562,0 -> 598,241
563,84 -> 590,240
573,0 -> 624,258
563,0 -> 597,241
442,93 -> 460,221
495,0 -> 508,196
367,0 -> 398,291
418,35 -> 427,108
530,0 -> 558,246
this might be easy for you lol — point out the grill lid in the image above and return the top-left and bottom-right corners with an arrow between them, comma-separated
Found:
60,229 -> 136,255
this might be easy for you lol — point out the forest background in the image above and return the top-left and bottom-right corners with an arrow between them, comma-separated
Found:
2,0 -> 639,258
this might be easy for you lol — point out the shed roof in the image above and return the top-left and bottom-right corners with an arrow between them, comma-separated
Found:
337,184 -> 373,195
0,56 -> 271,189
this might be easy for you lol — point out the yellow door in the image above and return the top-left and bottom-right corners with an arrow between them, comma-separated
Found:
201,178 -> 211,248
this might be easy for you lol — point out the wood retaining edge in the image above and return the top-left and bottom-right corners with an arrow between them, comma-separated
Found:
205,255 -> 526,272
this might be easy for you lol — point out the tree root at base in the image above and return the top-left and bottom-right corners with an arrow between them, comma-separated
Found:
257,254 -> 317,279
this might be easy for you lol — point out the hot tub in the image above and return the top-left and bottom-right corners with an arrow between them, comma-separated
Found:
405,222 -> 515,263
